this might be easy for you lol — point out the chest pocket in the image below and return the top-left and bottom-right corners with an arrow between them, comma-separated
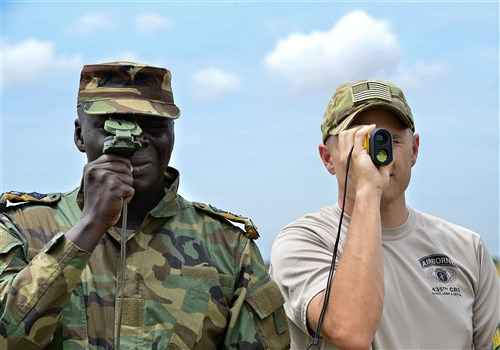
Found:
144,264 -> 229,349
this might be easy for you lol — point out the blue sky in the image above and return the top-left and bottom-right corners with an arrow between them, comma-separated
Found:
1,1 -> 498,262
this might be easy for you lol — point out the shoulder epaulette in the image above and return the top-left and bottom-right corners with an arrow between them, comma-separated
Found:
0,191 -> 62,212
192,202 -> 259,240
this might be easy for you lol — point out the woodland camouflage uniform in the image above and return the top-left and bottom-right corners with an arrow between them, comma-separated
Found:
0,169 -> 289,349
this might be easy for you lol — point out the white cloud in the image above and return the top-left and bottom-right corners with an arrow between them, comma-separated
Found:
135,14 -> 172,33
190,68 -> 241,102
264,10 -> 446,93
2,39 -> 82,88
67,13 -> 113,35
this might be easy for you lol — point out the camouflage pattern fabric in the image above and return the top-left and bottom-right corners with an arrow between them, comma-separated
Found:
320,79 -> 415,143
77,61 -> 181,119
0,168 -> 290,349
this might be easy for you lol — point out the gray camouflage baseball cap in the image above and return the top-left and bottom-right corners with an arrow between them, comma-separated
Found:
321,79 -> 414,143
77,61 -> 180,119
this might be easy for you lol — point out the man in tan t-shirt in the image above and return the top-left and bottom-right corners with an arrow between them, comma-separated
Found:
270,79 -> 499,349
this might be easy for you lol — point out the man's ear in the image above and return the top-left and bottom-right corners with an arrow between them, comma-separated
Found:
318,143 -> 336,175
171,122 -> 175,151
411,132 -> 420,167
74,118 -> 86,153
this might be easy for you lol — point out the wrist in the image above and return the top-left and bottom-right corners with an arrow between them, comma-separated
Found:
355,183 -> 383,200
65,216 -> 108,253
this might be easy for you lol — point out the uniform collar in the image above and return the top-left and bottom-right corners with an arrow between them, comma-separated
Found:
149,167 -> 189,217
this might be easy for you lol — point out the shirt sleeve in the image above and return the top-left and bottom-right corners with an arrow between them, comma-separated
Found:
270,220 -> 340,336
224,239 -> 290,349
0,215 -> 90,349
472,239 -> 500,349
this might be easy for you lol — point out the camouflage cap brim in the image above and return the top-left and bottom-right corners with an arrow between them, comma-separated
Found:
80,99 -> 180,119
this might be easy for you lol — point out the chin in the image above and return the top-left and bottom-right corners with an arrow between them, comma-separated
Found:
133,175 -> 163,192
131,179 -> 151,193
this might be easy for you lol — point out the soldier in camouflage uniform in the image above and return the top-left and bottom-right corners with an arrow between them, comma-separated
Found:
0,62 -> 290,349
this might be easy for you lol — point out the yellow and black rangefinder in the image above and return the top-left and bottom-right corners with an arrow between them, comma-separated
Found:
103,118 -> 143,156
364,128 -> 393,167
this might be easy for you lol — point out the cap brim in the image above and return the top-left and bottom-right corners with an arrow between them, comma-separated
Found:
81,99 -> 180,119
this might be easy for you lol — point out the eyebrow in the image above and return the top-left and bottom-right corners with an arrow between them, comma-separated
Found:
392,132 -> 409,142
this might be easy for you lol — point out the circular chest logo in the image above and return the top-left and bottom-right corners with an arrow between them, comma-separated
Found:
426,267 -> 457,284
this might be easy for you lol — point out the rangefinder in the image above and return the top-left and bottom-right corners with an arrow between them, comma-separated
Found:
364,128 -> 393,166
103,118 -> 143,156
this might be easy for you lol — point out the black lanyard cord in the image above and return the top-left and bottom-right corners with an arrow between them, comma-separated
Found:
307,145 -> 354,349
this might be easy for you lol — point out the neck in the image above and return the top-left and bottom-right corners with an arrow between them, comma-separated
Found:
379,195 -> 408,228
117,180 -> 166,230
337,192 -> 408,229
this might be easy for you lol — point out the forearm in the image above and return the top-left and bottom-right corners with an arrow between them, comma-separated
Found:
1,233 -> 89,347
311,189 -> 384,349
65,215 -> 108,252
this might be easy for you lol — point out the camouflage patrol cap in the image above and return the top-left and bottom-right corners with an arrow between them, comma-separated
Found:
321,79 -> 414,143
77,61 -> 180,119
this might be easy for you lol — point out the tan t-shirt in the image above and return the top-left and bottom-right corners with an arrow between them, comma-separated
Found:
270,205 -> 499,349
